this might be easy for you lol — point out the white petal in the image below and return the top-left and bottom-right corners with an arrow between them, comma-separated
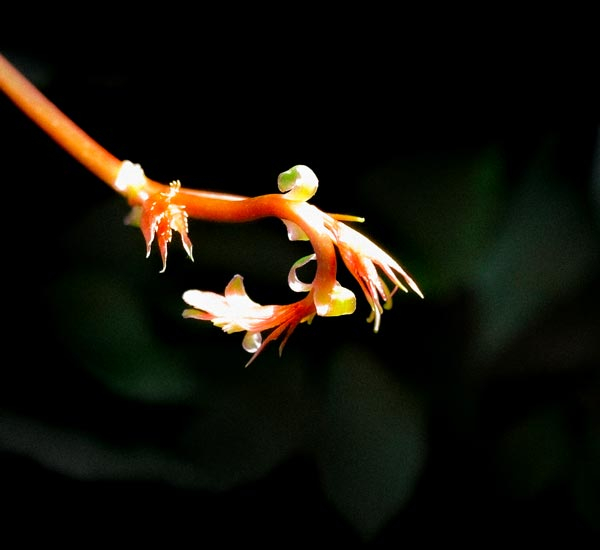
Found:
182,289 -> 227,312
288,254 -> 316,292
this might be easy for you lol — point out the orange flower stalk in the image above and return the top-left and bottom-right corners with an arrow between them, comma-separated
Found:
0,53 -> 423,365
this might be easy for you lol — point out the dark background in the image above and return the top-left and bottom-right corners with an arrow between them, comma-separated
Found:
1,23 -> 599,545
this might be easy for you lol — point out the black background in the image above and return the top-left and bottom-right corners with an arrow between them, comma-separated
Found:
2,19 -> 599,545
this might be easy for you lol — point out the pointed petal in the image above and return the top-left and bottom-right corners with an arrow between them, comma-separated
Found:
180,231 -> 194,262
169,206 -> 194,262
140,208 -> 158,258
182,308 -> 213,321
223,275 -> 264,308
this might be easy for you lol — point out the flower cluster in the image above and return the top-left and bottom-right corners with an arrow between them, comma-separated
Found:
178,165 -> 423,365
0,53 -> 423,368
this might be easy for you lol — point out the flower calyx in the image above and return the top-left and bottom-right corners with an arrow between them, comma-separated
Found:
138,180 -> 194,272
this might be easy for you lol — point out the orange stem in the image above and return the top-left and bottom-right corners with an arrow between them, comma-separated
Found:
0,52 -> 338,299
0,53 -> 123,188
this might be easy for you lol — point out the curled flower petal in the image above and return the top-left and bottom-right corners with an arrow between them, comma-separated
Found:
277,165 -> 319,201
288,254 -> 316,292
287,253 -> 355,317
